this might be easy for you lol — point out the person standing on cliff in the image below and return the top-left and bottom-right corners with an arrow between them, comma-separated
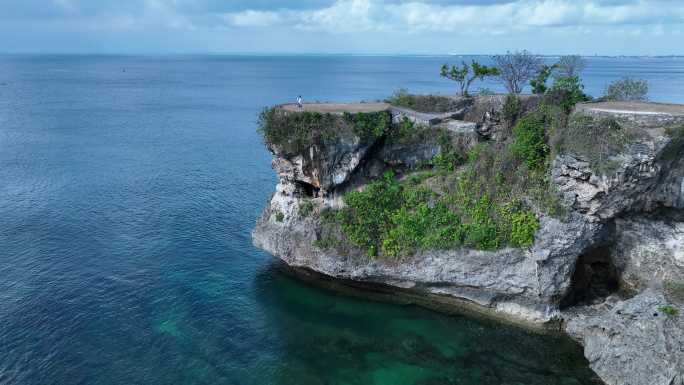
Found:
297,95 -> 303,109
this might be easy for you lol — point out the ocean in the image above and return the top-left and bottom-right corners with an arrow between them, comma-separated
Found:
1,55 -> 683,385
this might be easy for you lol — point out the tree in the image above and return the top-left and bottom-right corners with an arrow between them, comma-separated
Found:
547,75 -> 588,113
604,77 -> 649,101
555,55 -> 586,78
440,61 -> 500,96
492,50 -> 542,94
530,64 -> 556,94
541,55 -> 589,112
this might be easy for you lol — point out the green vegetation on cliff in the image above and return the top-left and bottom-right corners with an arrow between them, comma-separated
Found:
665,280 -> 684,303
318,94 -> 573,259
387,90 -> 465,113
331,142 -> 545,258
257,107 -> 391,153
658,305 -> 679,317
604,77 -> 649,102
554,115 -> 634,173
511,111 -> 550,169
327,120 -> 561,258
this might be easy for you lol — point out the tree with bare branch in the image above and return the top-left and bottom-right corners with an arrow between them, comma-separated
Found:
555,55 -> 586,78
492,50 -> 542,94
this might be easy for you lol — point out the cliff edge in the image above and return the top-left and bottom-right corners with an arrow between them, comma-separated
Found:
253,95 -> 684,385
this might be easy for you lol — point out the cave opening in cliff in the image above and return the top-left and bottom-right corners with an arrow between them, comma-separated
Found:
560,246 -> 620,309
295,180 -> 320,198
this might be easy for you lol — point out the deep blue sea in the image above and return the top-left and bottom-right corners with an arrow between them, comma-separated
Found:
1,55 -> 683,385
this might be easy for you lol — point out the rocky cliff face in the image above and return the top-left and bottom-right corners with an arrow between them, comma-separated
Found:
253,97 -> 684,385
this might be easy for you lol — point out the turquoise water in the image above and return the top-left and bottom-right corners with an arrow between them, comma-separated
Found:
2,55 -> 683,384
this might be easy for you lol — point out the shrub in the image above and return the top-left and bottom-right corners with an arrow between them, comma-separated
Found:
432,130 -> 464,172
659,126 -> 684,162
387,117 -> 434,145
460,195 -> 501,250
665,125 -> 684,139
299,199 -> 314,217
389,117 -> 416,143
343,111 -> 391,139
665,280 -> 684,302
530,64 -> 555,95
338,171 -> 403,257
387,90 -> 464,113
419,203 -> 463,249
382,205 -> 431,258
274,211 -> 285,222
554,115 -> 635,174
658,305 -> 679,317
387,88 -> 413,108
313,236 -> 341,250
508,208 -> 540,247
405,171 -> 434,186
546,76 -> 588,113
432,152 -> 462,173
258,108 -> 332,153
502,94 -> 522,127
604,77 -> 649,101
512,113 -> 549,170
335,141 -> 543,259
257,107 -> 390,154
452,146 -> 544,245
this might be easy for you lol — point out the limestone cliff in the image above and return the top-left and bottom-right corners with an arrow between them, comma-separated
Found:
253,96 -> 684,385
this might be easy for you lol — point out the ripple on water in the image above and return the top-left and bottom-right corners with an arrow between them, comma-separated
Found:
3,55 -> 666,384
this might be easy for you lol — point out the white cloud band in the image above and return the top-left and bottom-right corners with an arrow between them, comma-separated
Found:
222,0 -> 684,34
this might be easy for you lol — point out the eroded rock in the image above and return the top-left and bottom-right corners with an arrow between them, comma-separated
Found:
253,98 -> 684,385
565,290 -> 683,385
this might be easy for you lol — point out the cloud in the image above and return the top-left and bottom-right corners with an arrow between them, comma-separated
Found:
3,0 -> 682,32
220,0 -> 684,33
52,0 -> 77,12
1,0 -> 683,54
223,10 -> 282,27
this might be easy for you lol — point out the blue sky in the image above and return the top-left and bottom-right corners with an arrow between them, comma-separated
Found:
1,0 -> 683,54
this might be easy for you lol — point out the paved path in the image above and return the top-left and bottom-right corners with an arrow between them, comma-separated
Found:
577,101 -> 684,116
280,102 -> 390,114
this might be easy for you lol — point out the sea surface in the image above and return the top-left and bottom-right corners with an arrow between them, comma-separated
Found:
1,55 -> 683,385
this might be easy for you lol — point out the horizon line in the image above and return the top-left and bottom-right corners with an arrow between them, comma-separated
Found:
1,52 -> 684,58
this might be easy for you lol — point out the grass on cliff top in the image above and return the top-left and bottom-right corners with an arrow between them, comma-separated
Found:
258,105 -> 445,156
552,114 -> 640,174
257,107 -> 392,154
386,89 -> 466,113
